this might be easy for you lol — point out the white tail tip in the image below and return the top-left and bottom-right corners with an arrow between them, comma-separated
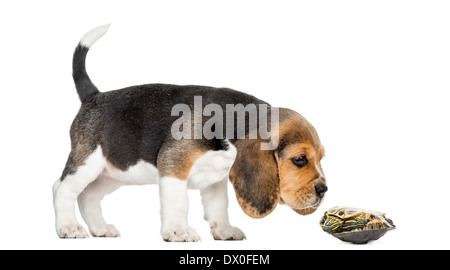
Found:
79,24 -> 111,48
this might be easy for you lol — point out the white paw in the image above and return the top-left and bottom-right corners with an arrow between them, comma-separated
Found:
90,224 -> 121,237
57,224 -> 89,239
211,223 -> 246,240
162,224 -> 201,242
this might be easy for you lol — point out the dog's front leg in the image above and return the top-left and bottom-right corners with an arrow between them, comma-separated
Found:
159,176 -> 200,242
200,178 -> 246,240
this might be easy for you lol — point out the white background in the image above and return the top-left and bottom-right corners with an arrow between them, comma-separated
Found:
1,0 -> 449,250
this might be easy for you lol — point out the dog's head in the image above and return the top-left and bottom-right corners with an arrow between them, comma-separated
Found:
229,108 -> 327,218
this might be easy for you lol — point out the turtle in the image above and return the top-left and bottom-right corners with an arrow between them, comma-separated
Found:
319,206 -> 395,244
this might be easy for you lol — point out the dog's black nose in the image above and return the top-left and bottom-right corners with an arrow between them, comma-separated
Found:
315,184 -> 328,198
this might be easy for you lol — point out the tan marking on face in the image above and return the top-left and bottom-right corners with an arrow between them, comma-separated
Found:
275,108 -> 327,215
278,143 -> 319,205
227,107 -> 327,218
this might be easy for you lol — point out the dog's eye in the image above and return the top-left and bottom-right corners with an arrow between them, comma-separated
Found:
292,156 -> 308,168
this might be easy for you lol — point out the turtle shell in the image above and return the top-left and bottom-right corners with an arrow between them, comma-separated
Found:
319,206 -> 395,244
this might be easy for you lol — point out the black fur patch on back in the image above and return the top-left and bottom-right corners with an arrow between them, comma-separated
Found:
61,84 -> 269,178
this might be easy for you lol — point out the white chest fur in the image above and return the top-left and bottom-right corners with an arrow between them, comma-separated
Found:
187,143 -> 237,189
102,143 -> 237,189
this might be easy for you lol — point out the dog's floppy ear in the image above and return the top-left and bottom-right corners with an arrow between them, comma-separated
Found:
229,139 -> 280,218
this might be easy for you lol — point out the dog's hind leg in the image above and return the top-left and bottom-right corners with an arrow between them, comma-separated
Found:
53,146 -> 106,238
78,174 -> 122,237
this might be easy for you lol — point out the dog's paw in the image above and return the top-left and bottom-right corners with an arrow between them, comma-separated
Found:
90,224 -> 121,237
57,224 -> 89,239
211,223 -> 246,240
162,224 -> 201,242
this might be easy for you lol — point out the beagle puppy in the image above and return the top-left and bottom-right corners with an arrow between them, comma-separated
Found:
52,25 -> 327,241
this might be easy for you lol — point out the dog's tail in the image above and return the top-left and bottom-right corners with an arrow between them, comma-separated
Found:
72,24 -> 110,103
